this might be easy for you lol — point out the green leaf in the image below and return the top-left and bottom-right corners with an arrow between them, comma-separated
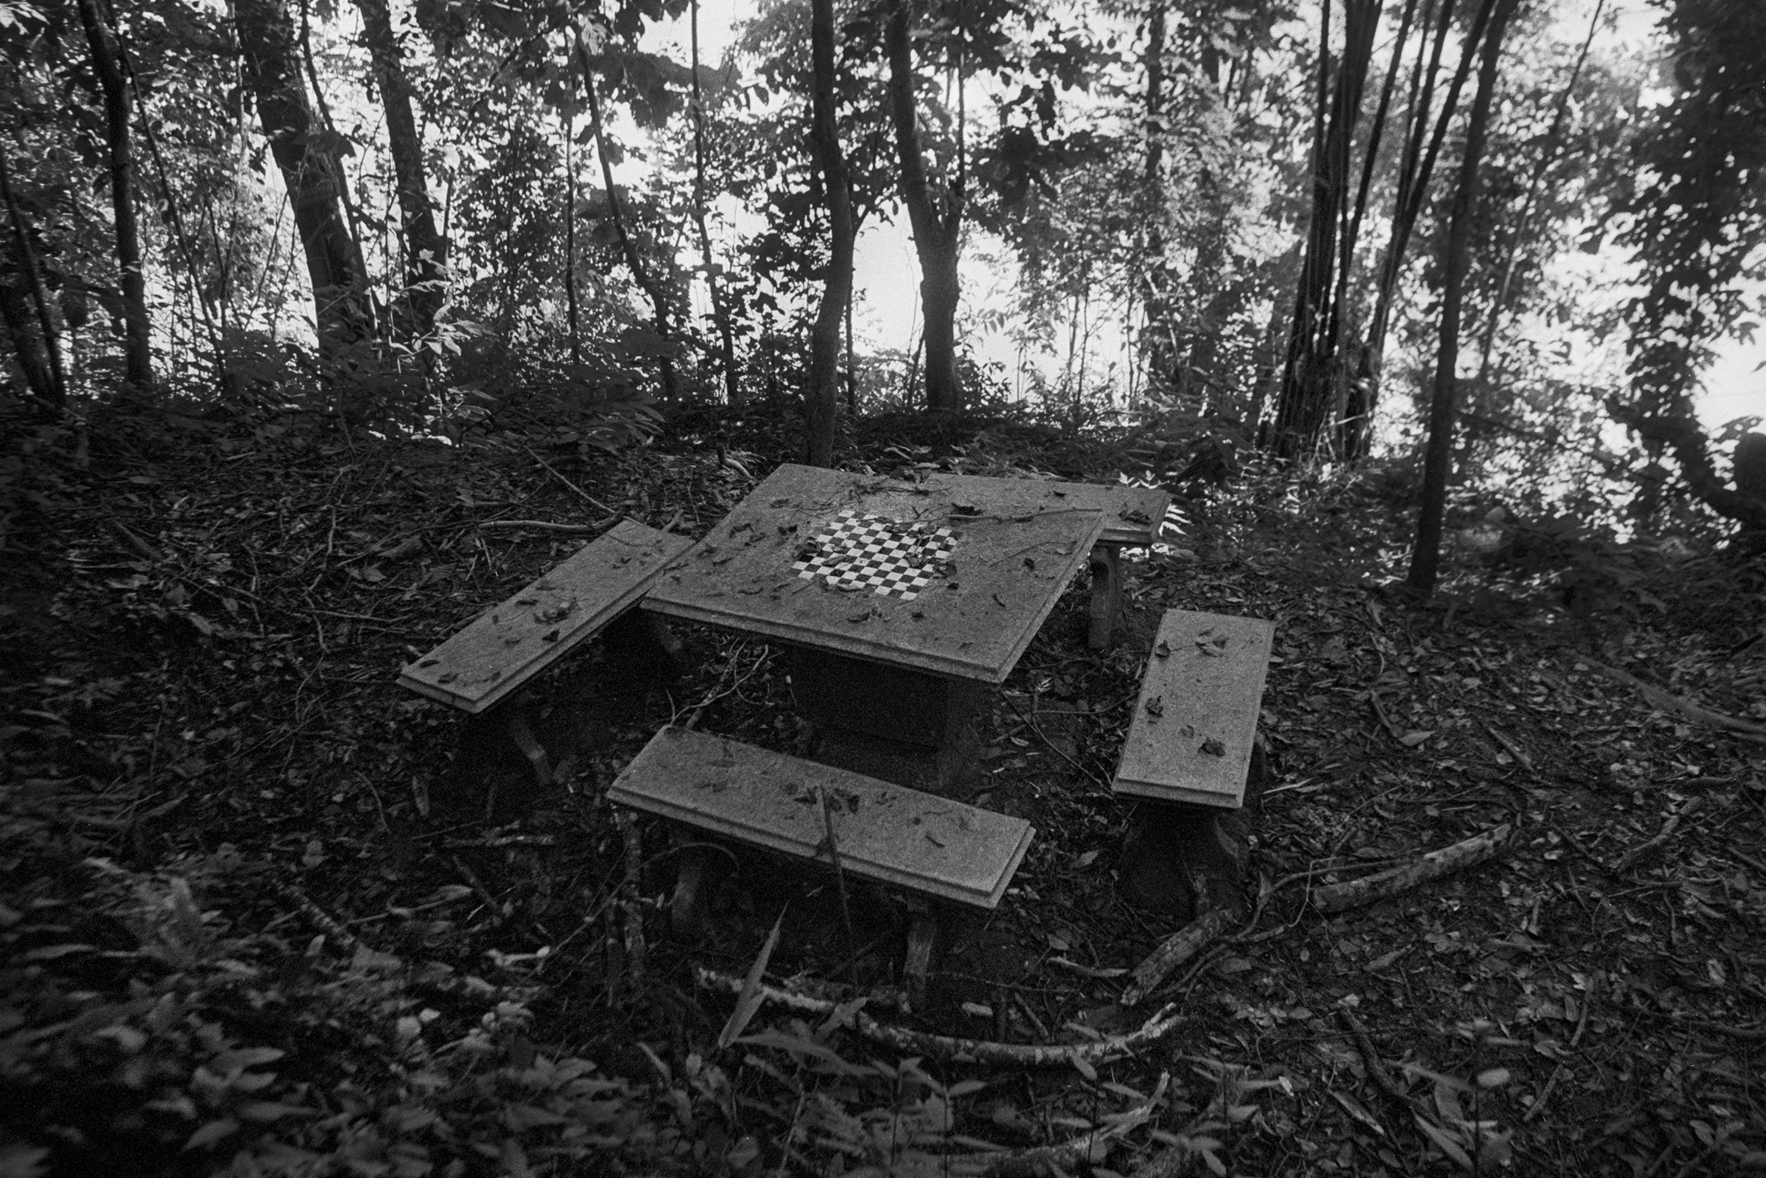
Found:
718,910 -> 784,1050
182,1117 -> 240,1151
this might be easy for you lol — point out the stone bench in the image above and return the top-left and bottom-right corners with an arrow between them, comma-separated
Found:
399,519 -> 692,794
1113,607 -> 1274,918
609,726 -> 1035,998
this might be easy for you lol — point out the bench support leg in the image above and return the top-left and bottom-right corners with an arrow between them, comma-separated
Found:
787,648 -> 984,797
904,909 -> 940,1011
1087,544 -> 1123,651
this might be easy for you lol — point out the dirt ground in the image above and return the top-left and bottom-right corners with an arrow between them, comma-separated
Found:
4,404 -> 1764,1176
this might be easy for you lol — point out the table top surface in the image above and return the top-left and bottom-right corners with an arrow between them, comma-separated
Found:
643,464 -> 1108,683
908,470 -> 1170,548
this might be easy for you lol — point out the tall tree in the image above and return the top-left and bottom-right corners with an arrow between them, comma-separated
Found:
1270,0 -> 1382,459
885,0 -> 963,411
689,0 -> 740,405
234,0 -> 373,349
0,150 -> 66,407
75,0 -> 153,395
804,0 -> 855,464
1408,0 -> 1517,594
1611,0 -> 1766,530
574,27 -> 680,401
354,0 -> 447,340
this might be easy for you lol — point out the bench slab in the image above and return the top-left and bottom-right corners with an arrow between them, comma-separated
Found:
399,520 -> 693,714
609,727 -> 1034,908
1114,608 -> 1274,808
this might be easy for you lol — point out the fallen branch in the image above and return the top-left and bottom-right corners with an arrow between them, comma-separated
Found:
1614,798 -> 1702,874
1121,908 -> 1233,1006
477,518 -> 614,534
1584,659 -> 1766,743
1310,823 -> 1514,914
695,967 -> 1187,1066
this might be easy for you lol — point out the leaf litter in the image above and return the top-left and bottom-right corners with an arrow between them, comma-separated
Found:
2,405 -> 1764,1175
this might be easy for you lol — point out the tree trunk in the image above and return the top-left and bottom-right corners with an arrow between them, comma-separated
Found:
690,0 -> 741,405
235,0 -> 373,349
1271,0 -> 1381,459
1368,0 -> 1498,366
1139,1 -> 1173,399
0,149 -> 66,406
76,0 -> 153,396
575,34 -> 679,401
805,0 -> 855,466
1408,0 -> 1516,595
885,0 -> 961,412
354,0 -> 446,339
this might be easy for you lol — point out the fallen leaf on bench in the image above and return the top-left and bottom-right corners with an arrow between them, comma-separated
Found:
769,497 -> 791,507
1145,695 -> 1164,718
1154,640 -> 1171,658
846,609 -> 870,623
543,629 -> 559,642
951,502 -> 981,516
515,596 -> 537,605
1200,738 -> 1226,756
925,832 -> 946,847
418,658 -> 438,667
437,671 -> 457,683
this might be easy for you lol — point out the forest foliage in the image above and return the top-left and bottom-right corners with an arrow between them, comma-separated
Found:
1,0 -> 1762,550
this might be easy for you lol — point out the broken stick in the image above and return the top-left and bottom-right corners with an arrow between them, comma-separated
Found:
1120,907 -> 1233,1007
1310,823 -> 1514,914
1614,798 -> 1701,874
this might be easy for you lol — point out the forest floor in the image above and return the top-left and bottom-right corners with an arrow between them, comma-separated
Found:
4,398 -> 1766,1178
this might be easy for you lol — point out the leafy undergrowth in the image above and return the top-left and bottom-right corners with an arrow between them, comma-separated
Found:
3,398 -> 1764,1176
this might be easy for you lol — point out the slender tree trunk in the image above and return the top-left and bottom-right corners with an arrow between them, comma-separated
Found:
1472,0 -> 1603,388
1368,0 -> 1498,365
0,148 -> 67,406
805,0 -> 855,466
690,0 -> 741,405
235,0 -> 373,349
1408,0 -> 1516,595
574,33 -> 679,400
1272,0 -> 1381,459
355,0 -> 446,339
1140,0 -> 1172,399
885,0 -> 961,411
563,106 -> 581,366
76,0 -> 153,396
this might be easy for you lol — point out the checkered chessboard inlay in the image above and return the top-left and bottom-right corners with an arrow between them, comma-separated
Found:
791,511 -> 958,600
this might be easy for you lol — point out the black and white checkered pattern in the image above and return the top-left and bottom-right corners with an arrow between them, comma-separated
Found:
791,511 -> 958,600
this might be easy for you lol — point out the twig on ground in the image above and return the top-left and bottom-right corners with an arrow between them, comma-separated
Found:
1121,908 -> 1233,1006
1484,723 -> 1535,771
523,444 -> 616,515
1615,797 -> 1702,874
695,967 -> 1188,1066
477,518 -> 613,534
999,692 -> 1112,792
274,882 -> 361,954
1310,823 -> 1514,914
